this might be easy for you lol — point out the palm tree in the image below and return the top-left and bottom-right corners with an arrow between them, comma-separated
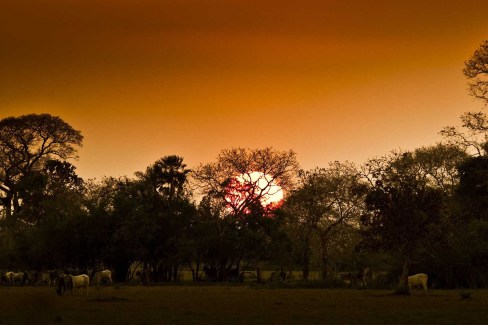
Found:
153,155 -> 191,200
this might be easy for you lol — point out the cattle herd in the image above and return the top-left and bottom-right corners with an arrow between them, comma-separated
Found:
0,268 -> 429,294
0,269 -> 113,296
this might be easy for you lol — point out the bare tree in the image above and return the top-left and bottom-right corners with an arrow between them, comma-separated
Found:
464,40 -> 488,105
441,40 -> 488,155
193,147 -> 299,216
192,148 -> 299,279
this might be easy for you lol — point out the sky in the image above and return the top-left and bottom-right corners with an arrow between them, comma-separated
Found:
1,0 -> 488,180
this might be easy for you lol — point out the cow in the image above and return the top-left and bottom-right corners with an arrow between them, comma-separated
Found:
49,270 -> 60,285
24,271 -> 39,286
336,271 -> 364,288
69,274 -> 90,295
4,272 -> 25,285
408,273 -> 428,293
268,269 -> 287,283
55,273 -> 72,296
93,270 -> 113,285
4,271 -> 14,284
38,272 -> 52,286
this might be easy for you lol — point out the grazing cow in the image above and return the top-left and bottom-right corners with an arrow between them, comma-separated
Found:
93,270 -> 113,285
69,274 -> 90,295
408,273 -> 428,293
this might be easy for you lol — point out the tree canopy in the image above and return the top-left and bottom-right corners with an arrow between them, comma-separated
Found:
0,113 -> 83,230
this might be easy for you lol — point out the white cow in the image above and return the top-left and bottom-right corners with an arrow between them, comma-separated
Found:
408,273 -> 428,293
93,270 -> 113,285
4,271 -> 25,285
69,274 -> 90,295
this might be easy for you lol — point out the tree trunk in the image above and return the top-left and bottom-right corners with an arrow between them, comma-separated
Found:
302,234 -> 311,280
302,245 -> 310,280
398,256 -> 409,291
173,264 -> 179,282
4,192 -> 14,230
195,260 -> 201,282
320,235 -> 328,281
142,261 -> 150,285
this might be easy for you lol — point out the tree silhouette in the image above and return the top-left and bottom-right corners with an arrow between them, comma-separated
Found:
0,114 -> 82,231
193,147 -> 299,280
361,152 -> 448,292
284,161 -> 366,280
464,40 -> 488,105
441,40 -> 488,155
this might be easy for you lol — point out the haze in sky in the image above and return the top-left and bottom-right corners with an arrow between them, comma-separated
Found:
1,0 -> 487,179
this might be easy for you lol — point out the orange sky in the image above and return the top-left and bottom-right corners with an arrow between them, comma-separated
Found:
1,0 -> 487,179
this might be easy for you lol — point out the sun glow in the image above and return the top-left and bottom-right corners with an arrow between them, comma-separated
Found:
224,171 -> 284,214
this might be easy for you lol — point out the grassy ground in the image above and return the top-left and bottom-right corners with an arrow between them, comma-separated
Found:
0,285 -> 487,324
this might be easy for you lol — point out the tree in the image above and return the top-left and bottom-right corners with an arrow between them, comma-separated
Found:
360,151 -> 449,292
193,148 -> 298,215
192,148 -> 299,279
136,155 -> 191,201
441,40 -> 488,155
457,156 -> 488,220
104,156 -> 196,283
284,161 -> 366,280
413,144 -> 468,193
0,114 -> 83,228
464,40 -> 488,105
7,160 -> 87,270
454,156 -> 488,286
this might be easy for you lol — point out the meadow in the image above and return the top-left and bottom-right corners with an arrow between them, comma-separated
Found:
0,285 -> 488,324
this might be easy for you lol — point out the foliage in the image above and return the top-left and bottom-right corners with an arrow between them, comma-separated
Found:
4,40 -> 488,289
283,161 -> 367,280
193,147 -> 299,216
457,156 -> 488,220
104,156 -> 197,282
192,147 -> 299,279
0,113 -> 83,230
361,151 -> 451,290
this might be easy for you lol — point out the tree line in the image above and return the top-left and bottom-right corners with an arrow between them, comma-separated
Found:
1,40 -> 488,291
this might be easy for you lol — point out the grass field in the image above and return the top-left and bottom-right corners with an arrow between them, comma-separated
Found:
1,285 -> 488,324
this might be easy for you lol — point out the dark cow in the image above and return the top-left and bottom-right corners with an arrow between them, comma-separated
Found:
55,274 -> 72,296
